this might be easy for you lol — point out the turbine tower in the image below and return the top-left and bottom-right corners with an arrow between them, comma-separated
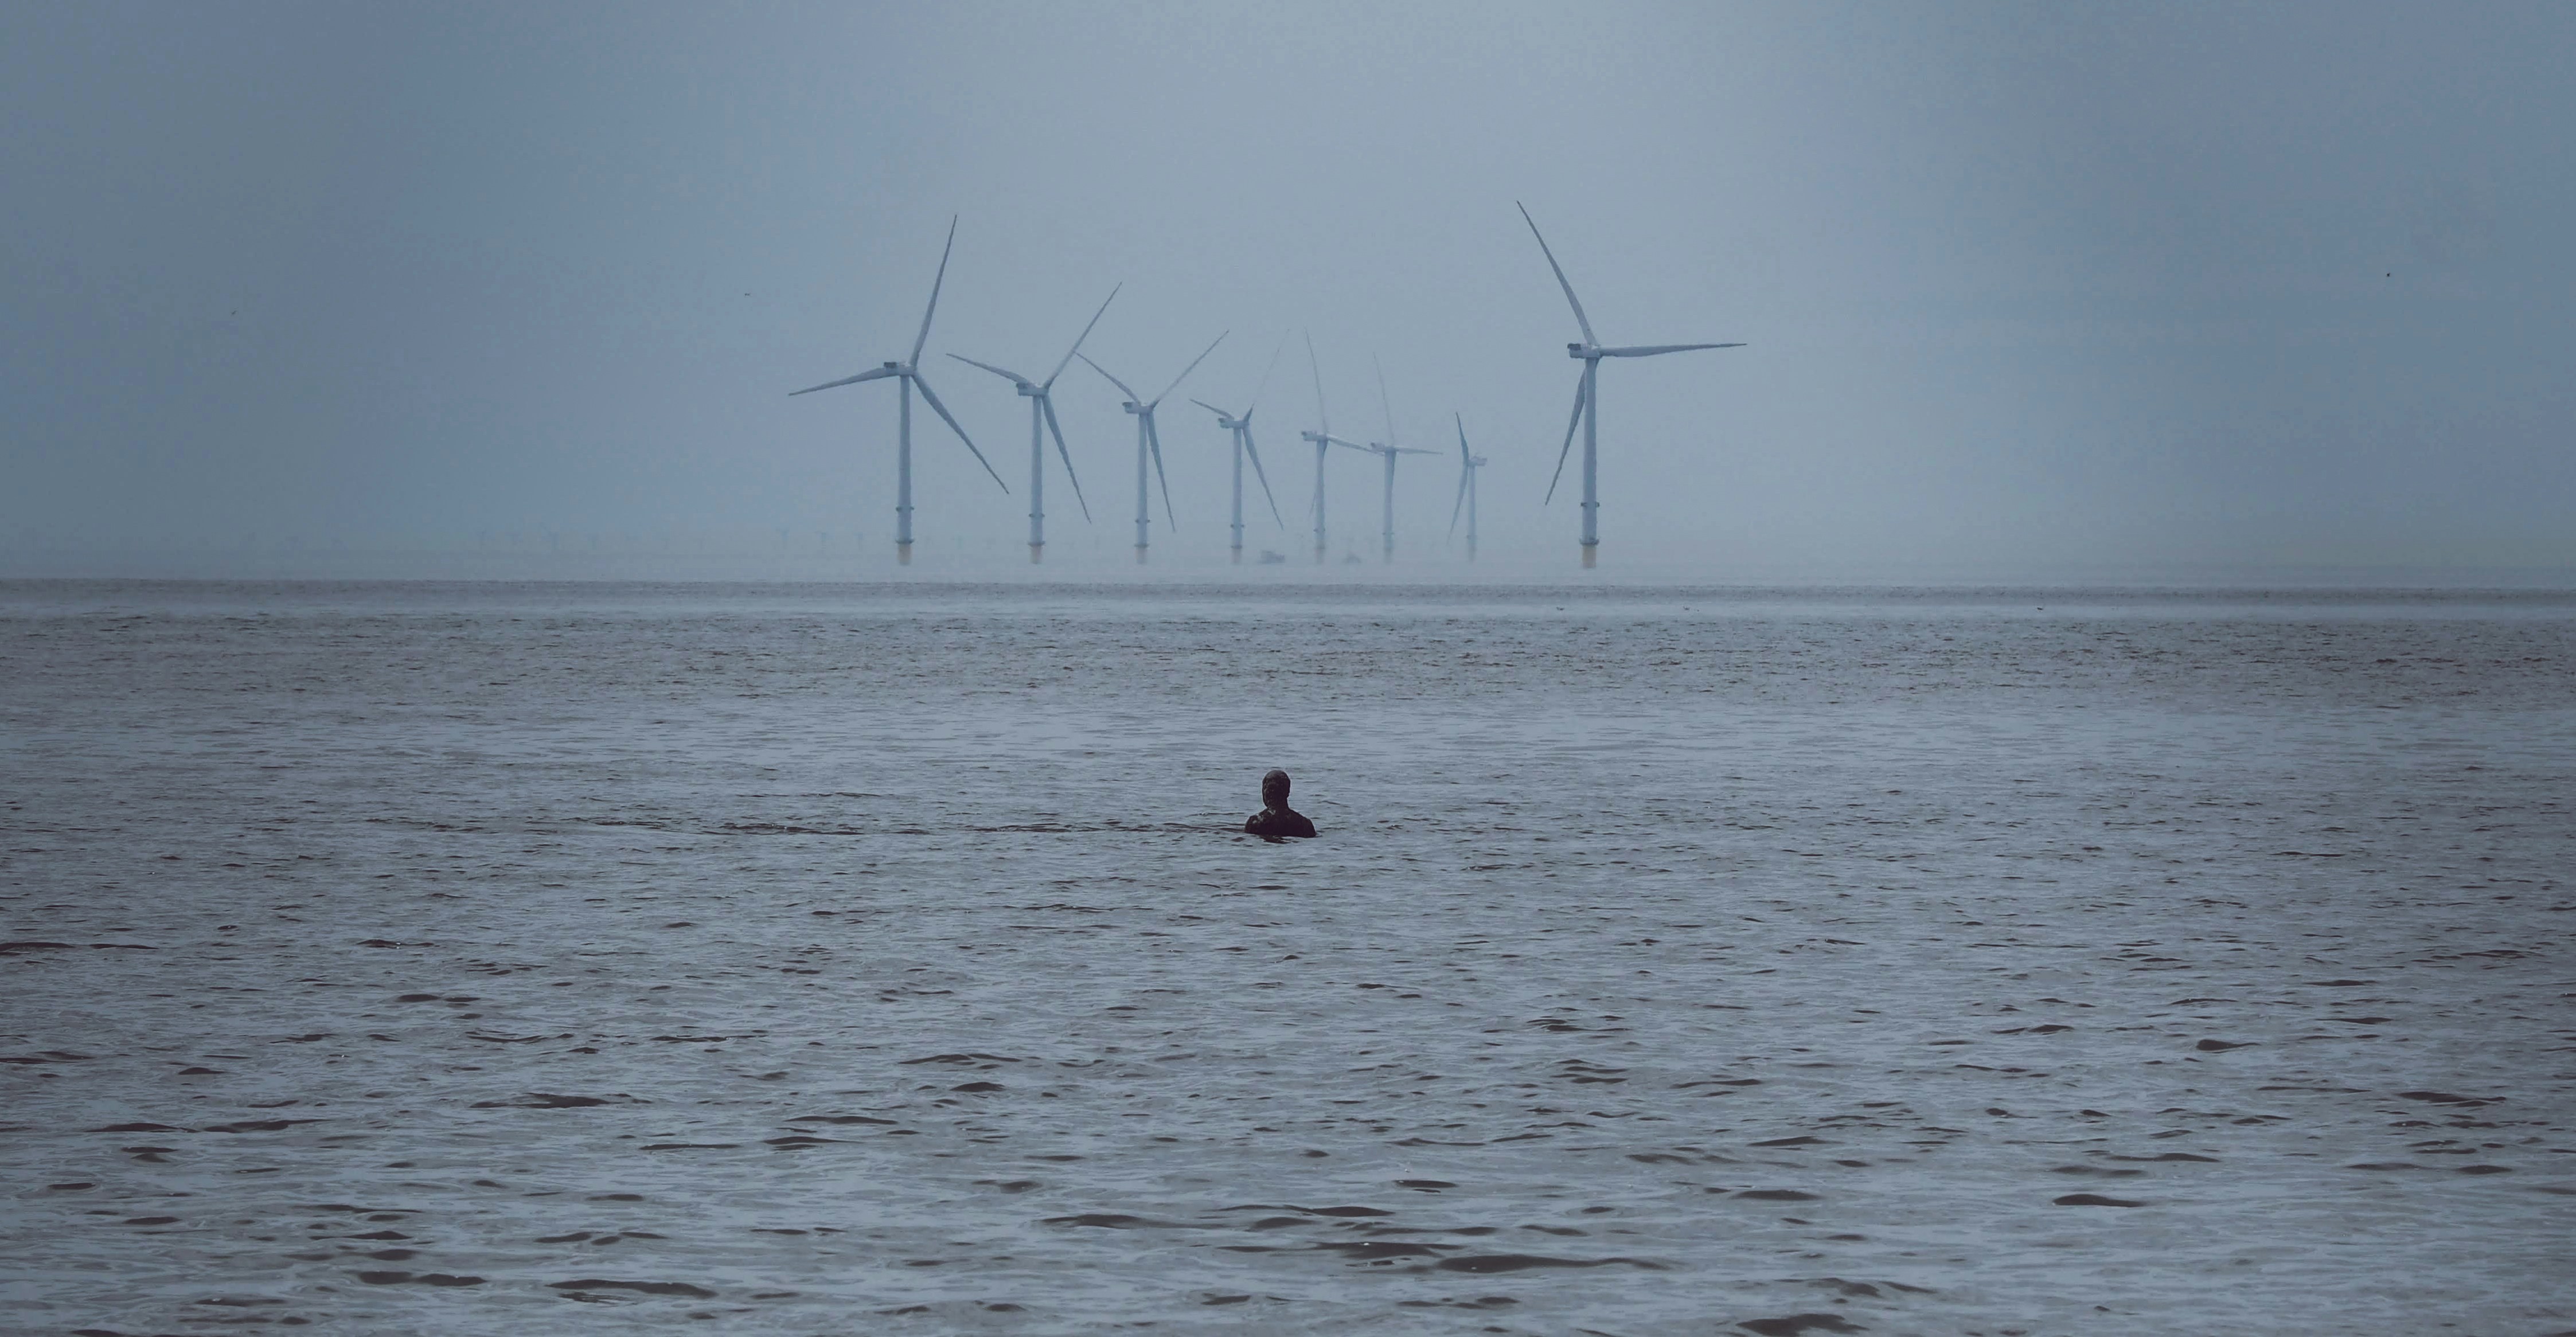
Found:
1297,334 -> 1369,564
1349,361 -> 1438,564
790,216 -> 1006,565
1189,338 -> 1287,564
1517,202 -> 1745,568
948,284 -> 1120,563
1448,413 -> 1488,562
1082,333 -> 1225,564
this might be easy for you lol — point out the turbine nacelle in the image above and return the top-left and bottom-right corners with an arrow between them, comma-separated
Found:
1568,343 -> 1593,359
1120,401 -> 1145,414
1189,398 -> 1251,432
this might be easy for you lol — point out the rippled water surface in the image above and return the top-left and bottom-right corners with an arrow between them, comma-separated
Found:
4,581 -> 2573,1335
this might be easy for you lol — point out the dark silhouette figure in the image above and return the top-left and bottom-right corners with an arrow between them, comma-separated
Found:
1244,768 -> 1316,840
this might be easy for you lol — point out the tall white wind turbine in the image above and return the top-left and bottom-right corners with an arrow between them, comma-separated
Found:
948,284 -> 1120,563
1448,413 -> 1488,562
1349,361 -> 1439,564
1189,338 -> 1287,564
790,217 -> 1007,565
1297,334 -> 1371,564
1517,202 -> 1745,568
1081,332 -> 1225,564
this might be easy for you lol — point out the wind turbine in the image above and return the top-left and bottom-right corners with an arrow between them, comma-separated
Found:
790,216 -> 1006,566
1517,202 -> 1745,568
1081,332 -> 1225,564
1297,334 -> 1371,564
1189,338 -> 1287,564
1448,413 -> 1488,562
948,284 -> 1119,563
1348,361 -> 1438,564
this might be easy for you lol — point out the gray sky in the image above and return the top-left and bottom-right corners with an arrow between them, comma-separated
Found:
4,1 -> 2570,576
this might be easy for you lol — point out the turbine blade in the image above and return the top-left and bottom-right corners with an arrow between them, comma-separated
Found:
1244,333 -> 1287,415
947,353 -> 1032,387
1044,283 -> 1121,389
788,365 -> 899,396
1543,373 -> 1585,505
1449,461 -> 1470,538
1150,330 -> 1227,406
910,215 -> 958,368
1041,394 -> 1091,522
1146,413 -> 1176,527
1516,201 -> 1597,346
1242,425 -> 1283,527
1598,342 -> 1746,357
911,372 -> 1008,492
1455,412 -> 1471,467
1189,397 -> 1233,421
1305,331 -> 1329,437
1078,353 -> 1141,404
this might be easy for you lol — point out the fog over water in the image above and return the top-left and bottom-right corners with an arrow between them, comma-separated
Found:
4,3 -> 2574,578
3,583 -> 2571,1331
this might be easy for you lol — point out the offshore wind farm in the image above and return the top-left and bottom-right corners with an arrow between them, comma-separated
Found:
1450,414 -> 1490,562
1297,335 -> 1380,566
946,284 -> 1119,564
787,217 -> 1010,568
1189,337 -> 1289,565
781,204 -> 1747,572
1080,333 -> 1228,566
1348,362 -> 1442,564
8,7 -> 2574,1335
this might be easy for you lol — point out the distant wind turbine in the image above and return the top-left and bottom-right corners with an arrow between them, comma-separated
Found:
1189,338 -> 1287,564
1448,413 -> 1488,562
1349,361 -> 1439,563
1081,332 -> 1225,564
1298,334 -> 1371,564
1517,202 -> 1744,568
949,284 -> 1120,563
790,216 -> 1006,565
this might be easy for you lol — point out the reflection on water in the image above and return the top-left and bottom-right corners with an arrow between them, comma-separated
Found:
3,583 -> 2571,1333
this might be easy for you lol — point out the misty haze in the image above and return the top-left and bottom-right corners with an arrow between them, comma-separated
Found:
3,3 -> 2571,1333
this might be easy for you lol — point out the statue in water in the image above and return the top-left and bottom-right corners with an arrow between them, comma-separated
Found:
1244,768 -> 1316,840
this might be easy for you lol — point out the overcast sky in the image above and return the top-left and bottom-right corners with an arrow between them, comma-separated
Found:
3,1 -> 2570,577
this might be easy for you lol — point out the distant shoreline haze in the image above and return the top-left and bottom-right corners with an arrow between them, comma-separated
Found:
2,552 -> 2571,591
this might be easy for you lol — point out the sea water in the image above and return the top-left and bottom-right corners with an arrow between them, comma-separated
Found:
2,581 -> 2570,1334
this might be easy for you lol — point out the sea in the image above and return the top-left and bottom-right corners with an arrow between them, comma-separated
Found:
3,580 -> 2570,1335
